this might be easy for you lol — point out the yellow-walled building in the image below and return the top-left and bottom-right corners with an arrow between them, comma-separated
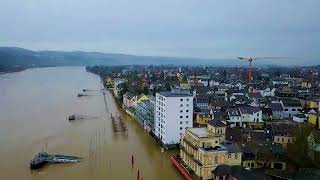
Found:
305,98 -> 320,109
180,120 -> 242,180
136,94 -> 150,104
309,113 -> 320,129
196,112 -> 211,125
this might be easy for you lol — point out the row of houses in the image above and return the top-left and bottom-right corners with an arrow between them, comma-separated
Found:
114,76 -> 320,180
122,92 -> 156,132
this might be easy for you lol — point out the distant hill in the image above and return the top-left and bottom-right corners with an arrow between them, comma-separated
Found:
1,47 -> 318,73
0,47 -> 237,72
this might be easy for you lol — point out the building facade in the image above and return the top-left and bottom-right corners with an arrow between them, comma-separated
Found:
309,113 -> 320,129
155,92 -> 193,145
227,108 -> 242,127
180,120 -> 242,180
280,100 -> 302,118
135,99 -> 155,132
196,111 -> 211,125
226,107 -> 263,127
239,106 -> 263,124
122,92 -> 137,109
269,103 -> 284,120
113,78 -> 127,98
195,94 -> 210,110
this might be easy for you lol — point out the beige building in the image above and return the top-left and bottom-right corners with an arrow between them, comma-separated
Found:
274,135 -> 295,148
180,120 -> 242,180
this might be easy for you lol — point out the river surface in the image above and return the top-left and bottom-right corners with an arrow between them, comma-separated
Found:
0,67 -> 181,180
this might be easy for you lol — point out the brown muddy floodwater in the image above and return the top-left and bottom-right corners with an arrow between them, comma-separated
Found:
0,67 -> 181,180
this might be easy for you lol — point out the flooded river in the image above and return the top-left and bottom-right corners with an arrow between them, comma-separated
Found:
0,67 -> 181,180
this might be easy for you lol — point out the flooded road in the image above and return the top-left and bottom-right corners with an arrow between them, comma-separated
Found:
0,67 -> 181,180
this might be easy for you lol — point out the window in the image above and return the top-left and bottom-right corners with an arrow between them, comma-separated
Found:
186,104 -> 189,107
235,154 -> 238,159
180,127 -> 182,130
214,156 -> 218,163
292,109 -> 296,111
180,116 -> 183,118
282,138 -> 284,142
187,98 -> 189,101
186,116 -> 189,118
180,121 -> 182,124
228,154 -> 231,158
186,121 -> 188,124
186,110 -> 189,113
180,99 -> 183,101
180,110 -> 183,113
180,104 -> 183,107
285,108 -> 288,111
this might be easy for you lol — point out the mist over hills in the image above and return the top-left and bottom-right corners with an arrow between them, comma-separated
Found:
0,47 -> 237,71
0,47 -> 318,73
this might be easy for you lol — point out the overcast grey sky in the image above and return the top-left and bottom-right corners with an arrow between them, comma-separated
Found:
1,0 -> 319,63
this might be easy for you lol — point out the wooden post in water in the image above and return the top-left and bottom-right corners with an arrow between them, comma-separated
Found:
109,160 -> 112,179
98,131 -> 100,148
137,169 -> 140,180
131,155 -> 134,168
89,137 -> 92,157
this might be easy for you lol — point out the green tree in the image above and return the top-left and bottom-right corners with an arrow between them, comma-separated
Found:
287,125 -> 320,168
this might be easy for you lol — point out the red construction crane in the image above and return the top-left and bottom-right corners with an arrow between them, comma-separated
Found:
237,56 -> 296,84
238,57 -> 256,84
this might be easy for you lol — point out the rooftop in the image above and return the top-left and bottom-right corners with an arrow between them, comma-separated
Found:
201,143 -> 241,153
187,127 -> 211,138
212,165 -> 271,180
208,119 -> 226,127
281,99 -> 301,107
202,145 -> 228,152
227,108 -> 240,116
269,103 -> 283,111
239,106 -> 261,114
158,92 -> 193,97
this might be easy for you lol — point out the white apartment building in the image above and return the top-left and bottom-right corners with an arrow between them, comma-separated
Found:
155,92 -> 193,145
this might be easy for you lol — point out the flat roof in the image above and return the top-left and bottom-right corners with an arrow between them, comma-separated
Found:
188,127 -> 210,138
158,92 -> 193,97
201,143 -> 242,153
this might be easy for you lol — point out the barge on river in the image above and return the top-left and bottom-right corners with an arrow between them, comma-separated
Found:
30,152 -> 81,169
68,114 -> 97,121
